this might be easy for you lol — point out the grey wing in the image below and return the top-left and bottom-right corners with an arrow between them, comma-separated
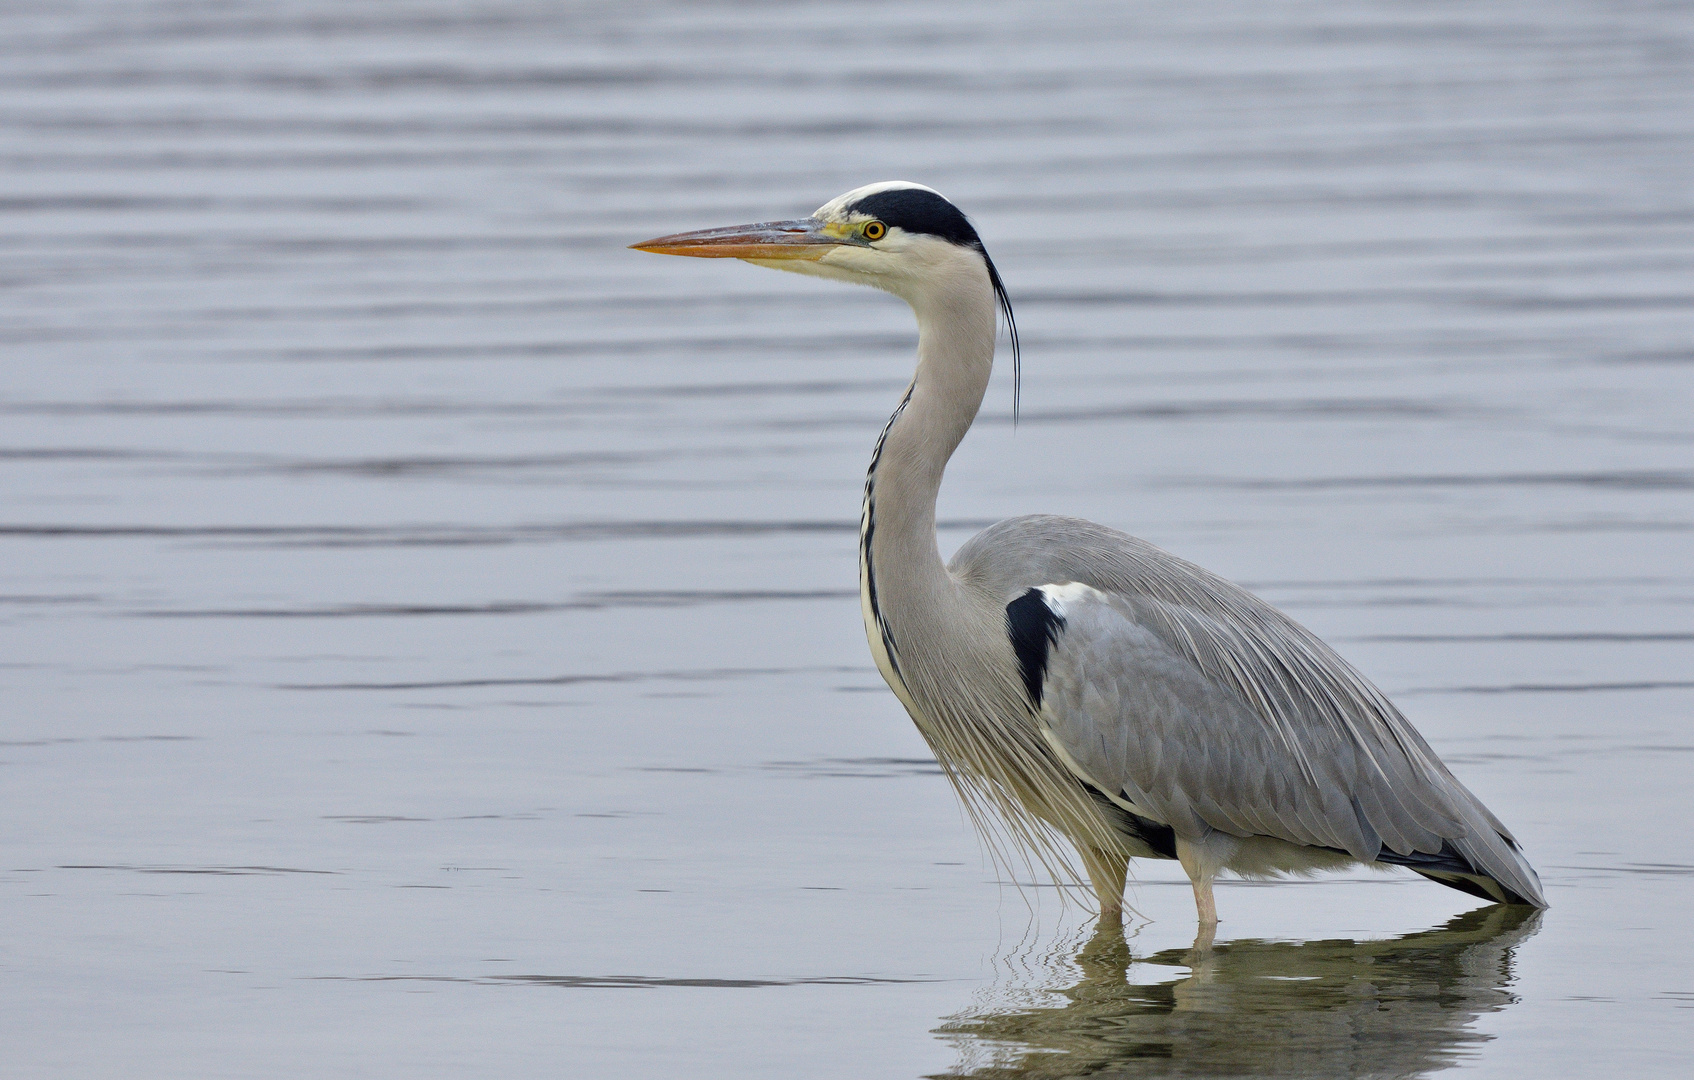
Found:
1018,581 -> 1546,907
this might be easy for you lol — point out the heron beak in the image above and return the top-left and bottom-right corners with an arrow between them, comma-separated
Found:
630,219 -> 844,261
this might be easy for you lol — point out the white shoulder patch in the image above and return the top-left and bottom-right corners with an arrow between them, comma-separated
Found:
1037,581 -> 1110,617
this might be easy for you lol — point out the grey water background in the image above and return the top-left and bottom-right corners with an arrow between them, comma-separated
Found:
2,0 -> 1691,1075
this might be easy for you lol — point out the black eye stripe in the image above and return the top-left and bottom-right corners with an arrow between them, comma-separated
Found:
845,188 -> 981,249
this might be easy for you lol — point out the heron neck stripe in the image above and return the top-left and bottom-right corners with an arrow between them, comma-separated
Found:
861,386 -> 914,676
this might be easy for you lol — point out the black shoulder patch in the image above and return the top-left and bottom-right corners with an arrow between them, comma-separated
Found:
1006,587 -> 1065,707
846,187 -> 983,249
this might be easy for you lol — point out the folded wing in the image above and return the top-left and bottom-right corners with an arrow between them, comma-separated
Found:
1020,581 -> 1545,907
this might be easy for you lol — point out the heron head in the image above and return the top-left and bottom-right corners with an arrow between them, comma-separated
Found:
631,181 -> 1010,305
632,181 -> 1019,399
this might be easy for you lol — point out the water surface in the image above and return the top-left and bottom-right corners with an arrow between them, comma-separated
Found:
2,2 -> 1691,1076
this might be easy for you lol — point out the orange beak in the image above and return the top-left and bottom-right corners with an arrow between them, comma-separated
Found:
630,219 -> 843,261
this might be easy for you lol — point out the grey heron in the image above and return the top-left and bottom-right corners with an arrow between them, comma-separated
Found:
633,181 -> 1547,928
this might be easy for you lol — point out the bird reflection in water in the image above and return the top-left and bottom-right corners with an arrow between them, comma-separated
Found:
934,905 -> 1542,1078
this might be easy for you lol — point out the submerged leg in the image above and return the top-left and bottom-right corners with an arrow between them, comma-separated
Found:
1175,832 -> 1239,930
1079,842 -> 1129,922
1189,918 -> 1217,954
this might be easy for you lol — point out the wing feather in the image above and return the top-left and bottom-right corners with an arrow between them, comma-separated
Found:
1026,581 -> 1545,906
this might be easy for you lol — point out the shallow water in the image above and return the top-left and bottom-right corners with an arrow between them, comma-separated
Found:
2,1 -> 1691,1076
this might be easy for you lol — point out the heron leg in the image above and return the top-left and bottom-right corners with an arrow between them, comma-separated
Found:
1175,833 -> 1238,930
1079,842 -> 1129,922
1189,876 -> 1217,927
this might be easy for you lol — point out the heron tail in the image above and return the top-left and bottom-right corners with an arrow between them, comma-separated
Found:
1375,803 -> 1547,908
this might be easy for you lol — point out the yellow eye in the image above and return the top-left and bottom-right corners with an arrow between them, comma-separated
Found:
862,220 -> 886,241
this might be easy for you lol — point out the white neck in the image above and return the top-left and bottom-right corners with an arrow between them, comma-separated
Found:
859,257 -> 998,681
